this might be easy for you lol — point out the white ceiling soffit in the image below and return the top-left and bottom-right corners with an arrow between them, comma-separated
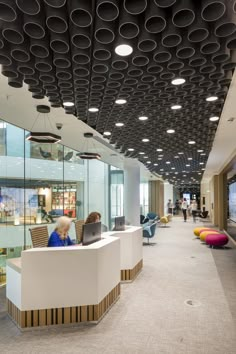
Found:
0,74 -> 157,180
203,69 -> 236,181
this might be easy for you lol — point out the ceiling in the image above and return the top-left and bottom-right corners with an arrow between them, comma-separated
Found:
0,0 -> 236,187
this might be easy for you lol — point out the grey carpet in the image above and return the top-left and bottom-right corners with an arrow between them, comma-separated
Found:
0,217 -> 236,354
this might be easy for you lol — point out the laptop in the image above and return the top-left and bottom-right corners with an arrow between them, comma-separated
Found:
113,216 -> 125,231
82,222 -> 102,246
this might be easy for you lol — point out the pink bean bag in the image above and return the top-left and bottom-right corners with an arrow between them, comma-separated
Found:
205,233 -> 229,247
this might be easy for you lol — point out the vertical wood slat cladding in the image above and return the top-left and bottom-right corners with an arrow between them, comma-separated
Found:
120,259 -> 143,281
7,283 -> 120,329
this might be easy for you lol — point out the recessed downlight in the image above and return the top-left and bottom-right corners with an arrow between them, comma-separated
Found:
139,116 -> 148,121
115,122 -> 124,127
154,163 -> 158,166
115,44 -> 133,57
144,156 -> 148,159
171,167 -> 175,170
197,149 -> 204,152
166,161 -> 171,164
178,152 -> 184,155
103,131 -> 111,136
188,141 -> 196,144
139,152 -> 145,155
171,78 -> 186,85
186,164 -> 190,167
206,96 -> 218,102
63,101 -> 74,107
142,138 -> 149,142
174,156 -> 179,158
199,162 -> 204,165
128,148 -> 134,151
200,153 -> 206,155
147,161 -> 151,164
88,107 -> 99,112
209,116 -> 219,121
156,148 -> 163,152
115,99 -> 127,104
167,129 -> 175,134
171,105 -> 182,110
188,157 -> 193,160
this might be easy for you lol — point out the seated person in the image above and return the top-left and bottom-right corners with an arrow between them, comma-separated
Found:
85,211 -> 101,224
48,216 -> 74,247
85,212 -> 108,231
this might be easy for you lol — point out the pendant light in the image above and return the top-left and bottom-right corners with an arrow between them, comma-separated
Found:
25,105 -> 61,143
76,133 -> 101,160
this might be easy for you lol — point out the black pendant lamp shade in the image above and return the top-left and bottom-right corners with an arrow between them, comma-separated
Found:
25,105 -> 61,143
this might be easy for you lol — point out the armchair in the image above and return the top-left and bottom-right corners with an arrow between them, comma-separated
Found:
143,222 -> 157,245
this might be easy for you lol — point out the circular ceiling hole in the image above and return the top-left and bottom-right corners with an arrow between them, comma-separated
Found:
153,51 -> 172,63
109,72 -> 124,80
132,55 -> 149,66
72,34 -> 91,49
70,8 -> 92,27
30,44 -> 49,58
176,47 -> 195,59
124,0 -> 147,15
95,28 -> 115,44
74,67 -> 89,77
18,66 -> 35,75
93,64 -> 108,74
167,61 -> 184,70
0,2 -> 17,21
97,1 -> 119,21
188,28 -> 209,43
162,34 -> 182,47
201,2 -> 226,22
145,16 -> 166,34
93,48 -> 111,61
112,60 -> 129,70
173,9 -> 195,28
50,39 -> 69,54
189,56 -> 207,67
128,68 -> 143,77
23,22 -> 45,39
3,28 -> 24,44
138,39 -> 157,52
16,0 -> 40,15
46,16 -> 68,34
73,53 -> 90,64
11,49 -> 30,62
119,22 -> 139,39
91,75 -> 106,83
0,54 -> 12,66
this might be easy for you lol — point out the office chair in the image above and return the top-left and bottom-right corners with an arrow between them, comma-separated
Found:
39,147 -> 52,159
143,222 -> 157,245
74,219 -> 85,243
29,226 -> 49,248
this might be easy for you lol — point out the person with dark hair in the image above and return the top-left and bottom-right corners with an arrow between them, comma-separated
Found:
182,198 -> 188,222
85,211 -> 101,224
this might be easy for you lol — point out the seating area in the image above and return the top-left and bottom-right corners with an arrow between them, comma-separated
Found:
193,227 -> 229,248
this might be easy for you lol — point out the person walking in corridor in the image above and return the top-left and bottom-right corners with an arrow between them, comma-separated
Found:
182,198 -> 188,222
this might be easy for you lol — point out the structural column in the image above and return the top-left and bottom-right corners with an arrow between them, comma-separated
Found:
124,160 -> 140,226
148,180 -> 164,217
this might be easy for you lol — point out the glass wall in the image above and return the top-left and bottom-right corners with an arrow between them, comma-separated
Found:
0,119 -> 115,286
140,183 -> 149,216
109,166 -> 124,228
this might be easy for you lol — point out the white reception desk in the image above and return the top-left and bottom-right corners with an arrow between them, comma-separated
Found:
105,226 -> 143,282
6,237 -> 120,329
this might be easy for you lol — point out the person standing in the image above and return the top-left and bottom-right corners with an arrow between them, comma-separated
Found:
191,200 -> 198,223
182,198 -> 188,222
167,199 -> 173,214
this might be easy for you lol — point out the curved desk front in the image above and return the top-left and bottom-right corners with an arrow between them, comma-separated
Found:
6,237 -> 120,329
105,226 -> 143,282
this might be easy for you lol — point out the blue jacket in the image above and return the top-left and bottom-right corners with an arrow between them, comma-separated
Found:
48,231 -> 74,247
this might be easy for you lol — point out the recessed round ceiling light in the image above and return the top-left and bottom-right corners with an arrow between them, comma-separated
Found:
88,107 -> 99,112
206,96 -> 218,102
199,162 -> 204,165
160,169 -> 164,171
167,129 -> 175,134
183,175 -> 186,177
103,131 -> 111,136
186,164 -> 190,167
139,152 -> 145,155
139,116 -> 148,121
156,148 -> 163,152
128,148 -> 134,151
142,138 -> 149,142
147,161 -> 151,164
171,78 -> 186,86
188,141 -> 196,144
171,105 -> 182,110
188,157 -> 193,160
115,44 -> 133,57
197,149 -> 203,152
171,167 -> 175,170
209,116 -> 219,122
115,122 -> 124,127
200,153 -> 206,155
63,101 -> 74,107
178,152 -> 184,155
174,156 -> 179,158
115,99 -> 127,104
154,163 -> 158,166
166,161 -> 171,164
202,168 -> 205,170
144,156 -> 148,159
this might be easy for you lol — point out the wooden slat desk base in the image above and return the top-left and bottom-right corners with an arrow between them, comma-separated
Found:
120,259 -> 143,282
7,283 -> 120,329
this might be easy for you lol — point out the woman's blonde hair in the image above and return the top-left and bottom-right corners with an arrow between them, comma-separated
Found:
55,216 -> 71,240
85,212 -> 101,224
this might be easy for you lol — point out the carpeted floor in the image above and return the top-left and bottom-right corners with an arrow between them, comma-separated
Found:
0,217 -> 235,354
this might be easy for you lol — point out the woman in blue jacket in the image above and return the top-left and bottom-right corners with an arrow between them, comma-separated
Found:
48,216 -> 74,247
